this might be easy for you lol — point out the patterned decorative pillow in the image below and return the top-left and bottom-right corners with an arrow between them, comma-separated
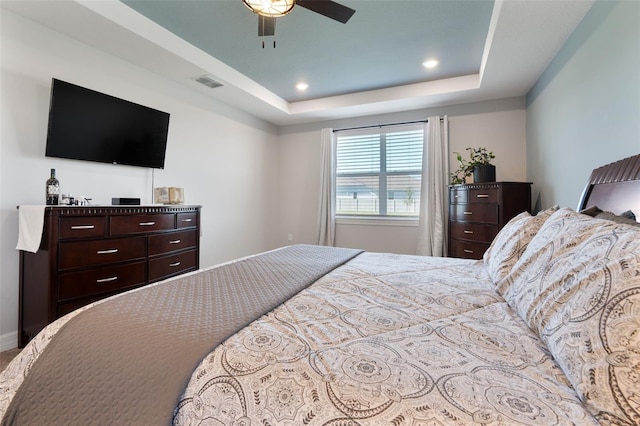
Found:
483,206 -> 557,285
497,207 -> 640,424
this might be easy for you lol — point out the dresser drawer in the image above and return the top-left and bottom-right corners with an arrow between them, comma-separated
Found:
450,222 -> 499,243
468,188 -> 498,203
450,204 -> 499,223
177,212 -> 198,229
450,188 -> 468,204
58,261 -> 146,301
148,229 -> 198,256
110,214 -> 175,235
449,239 -> 489,260
59,236 -> 147,270
59,216 -> 107,239
149,249 -> 198,282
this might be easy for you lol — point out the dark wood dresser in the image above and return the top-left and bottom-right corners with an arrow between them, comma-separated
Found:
448,182 -> 531,260
18,205 -> 201,347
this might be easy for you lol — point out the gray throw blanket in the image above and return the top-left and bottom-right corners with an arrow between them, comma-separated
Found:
2,245 -> 362,425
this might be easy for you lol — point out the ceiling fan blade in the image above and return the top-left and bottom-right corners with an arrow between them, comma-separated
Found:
296,0 -> 355,24
258,15 -> 276,37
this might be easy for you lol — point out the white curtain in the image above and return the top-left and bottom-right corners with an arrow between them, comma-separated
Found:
316,128 -> 335,246
417,116 -> 449,256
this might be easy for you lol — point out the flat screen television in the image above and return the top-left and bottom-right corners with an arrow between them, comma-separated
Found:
45,78 -> 170,169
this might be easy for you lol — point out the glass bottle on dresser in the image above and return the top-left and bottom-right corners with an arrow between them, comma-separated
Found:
46,168 -> 60,205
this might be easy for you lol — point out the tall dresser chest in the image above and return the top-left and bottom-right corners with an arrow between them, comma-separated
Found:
448,182 -> 531,259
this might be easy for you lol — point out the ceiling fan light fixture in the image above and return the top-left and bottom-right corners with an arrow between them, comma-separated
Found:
243,0 -> 295,17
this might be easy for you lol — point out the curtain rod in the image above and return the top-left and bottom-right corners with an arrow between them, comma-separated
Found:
333,118 -> 442,133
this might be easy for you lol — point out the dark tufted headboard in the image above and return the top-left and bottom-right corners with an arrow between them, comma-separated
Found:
577,154 -> 640,221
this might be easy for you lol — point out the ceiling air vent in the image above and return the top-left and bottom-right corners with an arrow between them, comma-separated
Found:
194,75 -> 223,89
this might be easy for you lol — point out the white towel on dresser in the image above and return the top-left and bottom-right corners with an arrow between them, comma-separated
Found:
16,205 -> 46,253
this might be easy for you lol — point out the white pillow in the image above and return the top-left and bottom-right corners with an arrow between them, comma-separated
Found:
498,207 -> 640,424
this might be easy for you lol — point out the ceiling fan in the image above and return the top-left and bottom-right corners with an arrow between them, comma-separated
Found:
243,0 -> 356,37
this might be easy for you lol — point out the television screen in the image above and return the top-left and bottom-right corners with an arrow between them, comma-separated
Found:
45,79 -> 170,169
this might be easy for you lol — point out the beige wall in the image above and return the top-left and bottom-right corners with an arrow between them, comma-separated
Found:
277,98 -> 528,254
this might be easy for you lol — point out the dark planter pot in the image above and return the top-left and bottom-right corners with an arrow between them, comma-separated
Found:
473,164 -> 496,183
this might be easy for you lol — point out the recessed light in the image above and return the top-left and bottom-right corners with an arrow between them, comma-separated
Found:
422,59 -> 439,69
296,82 -> 309,91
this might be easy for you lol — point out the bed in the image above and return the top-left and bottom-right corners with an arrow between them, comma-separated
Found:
2,154 -> 640,425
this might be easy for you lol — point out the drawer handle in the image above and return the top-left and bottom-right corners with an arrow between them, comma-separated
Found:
139,221 -> 156,226
169,239 -> 181,244
169,261 -> 181,267
463,230 -> 474,234
463,211 -> 473,215
476,194 -> 490,198
97,249 -> 118,255
181,218 -> 192,222
96,276 -> 118,284
71,225 -> 95,230
464,249 -> 474,254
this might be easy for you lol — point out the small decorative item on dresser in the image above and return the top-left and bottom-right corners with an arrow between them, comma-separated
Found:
46,168 -> 60,205
168,187 -> 184,204
154,187 -> 169,204
154,187 -> 185,204
450,147 -> 496,184
473,163 -> 496,183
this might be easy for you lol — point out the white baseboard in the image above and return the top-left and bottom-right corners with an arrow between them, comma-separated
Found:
0,331 -> 18,352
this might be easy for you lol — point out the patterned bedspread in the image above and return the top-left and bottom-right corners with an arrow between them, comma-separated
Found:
174,252 -> 598,425
1,246 -> 605,425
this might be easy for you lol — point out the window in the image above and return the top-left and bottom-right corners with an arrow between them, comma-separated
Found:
335,124 -> 423,217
